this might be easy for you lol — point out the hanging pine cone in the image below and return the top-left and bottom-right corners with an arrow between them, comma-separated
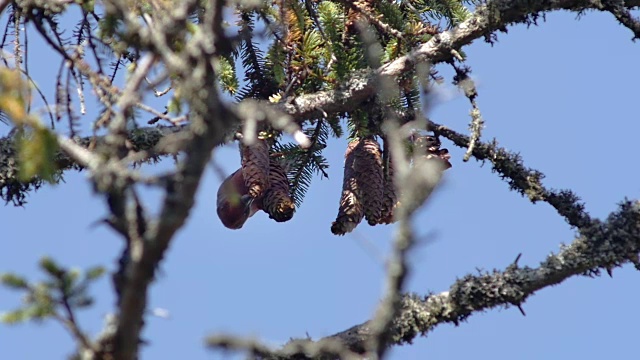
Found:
261,157 -> 295,222
331,140 -> 364,235
241,139 -> 270,199
379,150 -> 398,225
354,136 -> 384,225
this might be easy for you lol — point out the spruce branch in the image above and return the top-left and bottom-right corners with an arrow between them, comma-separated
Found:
275,118 -> 330,207
5,0 -> 639,205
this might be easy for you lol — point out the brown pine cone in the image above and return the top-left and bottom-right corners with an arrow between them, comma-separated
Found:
241,139 -> 270,199
331,140 -> 364,235
379,150 -> 399,225
261,157 -> 295,222
354,136 -> 384,225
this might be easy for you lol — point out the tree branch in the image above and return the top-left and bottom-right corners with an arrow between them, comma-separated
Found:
207,200 -> 639,358
4,0 -> 640,206
0,125 -> 188,205
106,1 -> 235,359
279,0 -> 640,120
601,0 -> 640,39
328,200 -> 640,353
429,120 -> 592,229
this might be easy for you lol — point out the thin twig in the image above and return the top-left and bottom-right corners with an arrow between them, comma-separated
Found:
58,290 -> 98,355
451,63 -> 484,162
429,119 -> 592,229
350,1 -> 404,40
13,10 -> 21,66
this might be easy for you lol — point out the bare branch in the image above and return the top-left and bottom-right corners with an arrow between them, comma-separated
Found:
56,134 -> 160,186
450,63 -> 484,162
601,0 -> 640,39
429,120 -> 592,229
55,291 -> 98,356
252,201 -> 640,358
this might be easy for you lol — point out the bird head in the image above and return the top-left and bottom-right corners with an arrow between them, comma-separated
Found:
217,193 -> 254,229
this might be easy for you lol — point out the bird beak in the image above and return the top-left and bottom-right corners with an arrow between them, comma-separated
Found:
240,194 -> 254,208
240,194 -> 255,217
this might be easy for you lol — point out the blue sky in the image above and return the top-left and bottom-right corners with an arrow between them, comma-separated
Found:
1,9 -> 639,360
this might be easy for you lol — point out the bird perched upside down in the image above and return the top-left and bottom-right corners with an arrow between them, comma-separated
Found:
216,169 -> 259,229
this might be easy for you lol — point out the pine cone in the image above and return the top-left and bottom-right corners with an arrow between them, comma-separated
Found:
261,158 -> 295,222
354,136 -> 384,225
331,140 -> 364,235
241,139 -> 270,199
379,150 -> 399,225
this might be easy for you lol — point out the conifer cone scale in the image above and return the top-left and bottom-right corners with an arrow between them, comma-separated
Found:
354,137 -> 384,225
331,140 -> 364,235
261,158 -> 295,222
241,139 -> 270,199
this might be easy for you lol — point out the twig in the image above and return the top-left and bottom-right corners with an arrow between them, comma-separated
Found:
350,1 -> 404,40
110,54 -> 157,135
237,100 -> 310,147
136,102 -> 185,125
71,42 -> 87,115
428,120 -> 592,229
57,289 -> 98,356
450,63 -> 484,162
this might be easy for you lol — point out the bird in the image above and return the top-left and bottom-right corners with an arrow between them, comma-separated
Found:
216,168 -> 260,229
